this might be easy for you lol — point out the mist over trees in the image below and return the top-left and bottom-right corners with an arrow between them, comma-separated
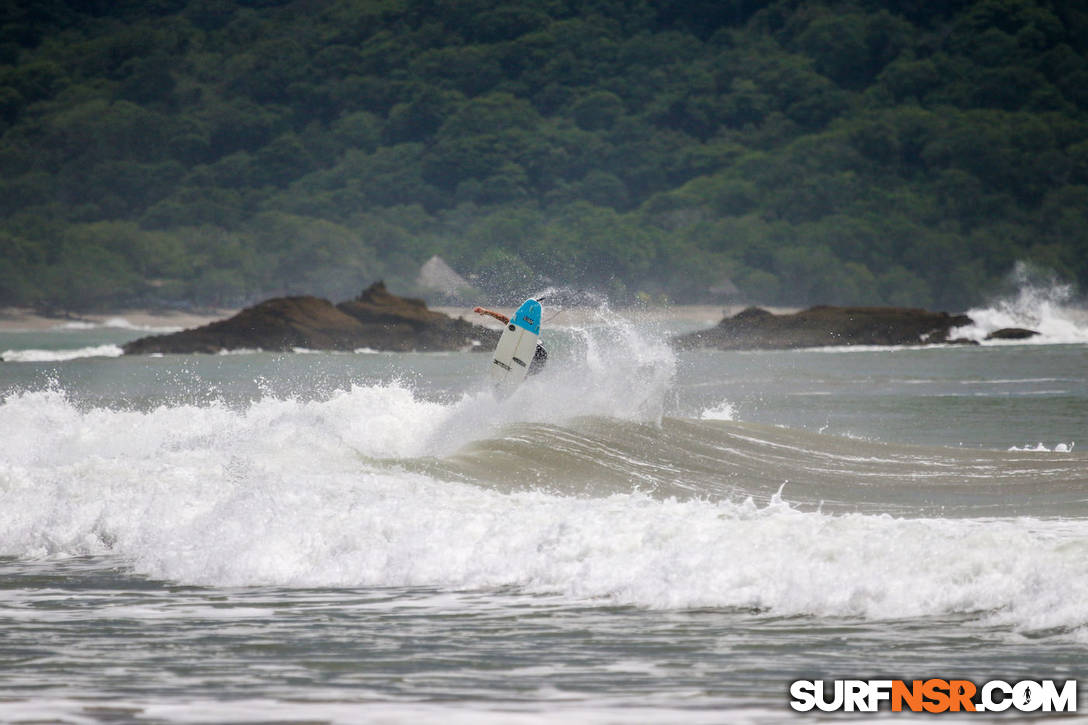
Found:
1,0 -> 1087,310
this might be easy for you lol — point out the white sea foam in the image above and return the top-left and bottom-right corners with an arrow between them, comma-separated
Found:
700,400 -> 737,421
1008,441 -> 1076,453
1,344 -> 125,362
215,347 -> 263,355
56,317 -> 182,332
953,262 -> 1088,345
1,388 -> 1086,638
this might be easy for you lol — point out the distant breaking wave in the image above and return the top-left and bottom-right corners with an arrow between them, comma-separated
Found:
55,316 -> 183,333
953,262 -> 1088,344
1,345 -> 124,362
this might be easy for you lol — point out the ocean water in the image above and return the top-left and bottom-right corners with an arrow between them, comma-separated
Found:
1,297 -> 1087,723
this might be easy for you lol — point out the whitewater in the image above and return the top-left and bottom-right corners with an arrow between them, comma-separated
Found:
1,293 -> 1087,723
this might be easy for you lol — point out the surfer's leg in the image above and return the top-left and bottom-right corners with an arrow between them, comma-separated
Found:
528,343 -> 548,375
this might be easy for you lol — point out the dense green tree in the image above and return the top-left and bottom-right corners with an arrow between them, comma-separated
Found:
2,0 -> 1087,310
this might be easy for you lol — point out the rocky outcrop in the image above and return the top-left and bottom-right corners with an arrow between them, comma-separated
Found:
334,281 -> 497,351
672,305 -> 977,351
122,282 -> 499,355
985,327 -> 1040,340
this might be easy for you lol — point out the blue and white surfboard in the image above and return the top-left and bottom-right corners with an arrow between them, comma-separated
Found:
489,299 -> 542,391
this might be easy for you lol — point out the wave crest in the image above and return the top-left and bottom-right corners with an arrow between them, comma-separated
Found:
953,262 -> 1088,344
1,345 -> 124,362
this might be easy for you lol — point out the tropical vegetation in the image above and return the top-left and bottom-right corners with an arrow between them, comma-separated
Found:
2,0 -> 1087,310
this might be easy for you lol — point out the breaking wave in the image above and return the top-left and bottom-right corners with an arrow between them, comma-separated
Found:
1,344 -> 125,362
1,382 -> 1086,639
953,262 -> 1088,344
55,316 -> 184,332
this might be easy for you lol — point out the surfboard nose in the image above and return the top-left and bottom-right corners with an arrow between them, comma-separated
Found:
512,299 -> 542,335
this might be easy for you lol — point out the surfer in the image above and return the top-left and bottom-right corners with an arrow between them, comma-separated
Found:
474,306 -> 548,374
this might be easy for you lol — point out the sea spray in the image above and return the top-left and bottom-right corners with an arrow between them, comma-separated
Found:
953,262 -> 1088,344
700,400 -> 738,421
556,302 -> 677,424
420,301 -> 678,453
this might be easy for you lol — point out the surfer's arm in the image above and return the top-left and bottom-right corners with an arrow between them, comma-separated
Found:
473,307 -> 510,324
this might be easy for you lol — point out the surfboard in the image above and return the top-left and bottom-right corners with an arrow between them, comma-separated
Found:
489,298 -> 542,392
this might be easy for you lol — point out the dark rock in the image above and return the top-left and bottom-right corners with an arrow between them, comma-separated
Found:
732,306 -> 775,321
335,281 -> 499,352
123,282 -> 499,355
672,305 -> 975,351
984,327 -> 1040,340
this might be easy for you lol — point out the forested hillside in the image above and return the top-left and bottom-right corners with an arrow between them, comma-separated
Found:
2,0 -> 1087,310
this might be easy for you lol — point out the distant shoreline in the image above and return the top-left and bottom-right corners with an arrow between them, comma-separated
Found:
432,304 -> 800,329
0,304 -> 798,333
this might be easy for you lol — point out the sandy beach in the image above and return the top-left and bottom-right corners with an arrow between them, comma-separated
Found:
0,304 -> 779,333
0,307 -> 238,332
